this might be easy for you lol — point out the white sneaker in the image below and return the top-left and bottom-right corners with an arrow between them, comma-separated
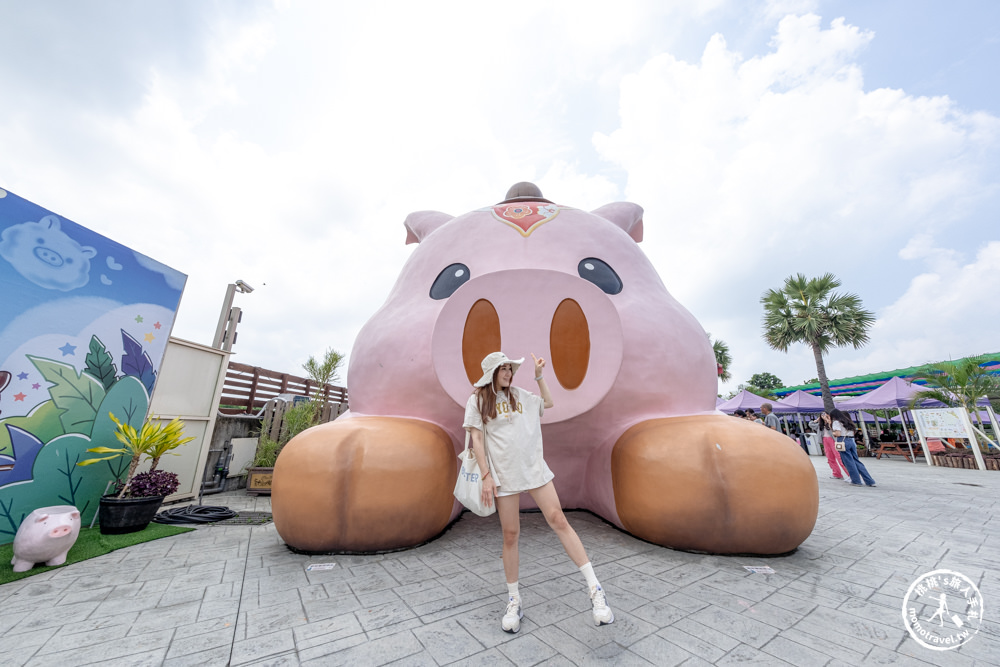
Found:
502,596 -> 523,633
590,585 -> 614,626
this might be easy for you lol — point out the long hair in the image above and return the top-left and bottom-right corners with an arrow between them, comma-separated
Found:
476,366 -> 518,424
829,408 -> 855,431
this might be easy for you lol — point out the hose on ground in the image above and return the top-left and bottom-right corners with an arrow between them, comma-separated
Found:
153,505 -> 238,524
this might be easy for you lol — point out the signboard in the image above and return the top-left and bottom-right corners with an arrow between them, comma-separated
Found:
912,408 -> 986,471
913,409 -> 972,439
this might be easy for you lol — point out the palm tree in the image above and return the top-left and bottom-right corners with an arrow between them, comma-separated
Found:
761,273 -> 874,411
708,334 -> 732,382
908,355 -> 1000,448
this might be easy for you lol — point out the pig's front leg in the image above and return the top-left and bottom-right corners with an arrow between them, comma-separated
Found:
271,416 -> 457,553
11,556 -> 34,573
45,551 -> 70,567
611,414 -> 819,555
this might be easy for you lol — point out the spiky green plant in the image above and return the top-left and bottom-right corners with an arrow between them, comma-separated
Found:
78,413 -> 195,498
302,347 -> 345,423
761,273 -> 874,411
908,355 -> 1000,449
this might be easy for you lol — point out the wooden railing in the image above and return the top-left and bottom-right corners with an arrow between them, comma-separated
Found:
219,361 -> 348,415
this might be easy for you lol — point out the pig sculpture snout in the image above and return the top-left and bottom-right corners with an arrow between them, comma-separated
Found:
432,268 -> 624,423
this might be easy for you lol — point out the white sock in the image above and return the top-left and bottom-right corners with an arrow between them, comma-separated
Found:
580,562 -> 600,590
507,582 -> 519,599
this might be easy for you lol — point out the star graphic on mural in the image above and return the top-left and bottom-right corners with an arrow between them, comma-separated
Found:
32,383 -> 40,390
14,392 -> 26,402
16,372 -> 28,380
144,333 -> 155,343
59,343 -> 76,356
135,315 -> 144,323
153,322 -> 162,330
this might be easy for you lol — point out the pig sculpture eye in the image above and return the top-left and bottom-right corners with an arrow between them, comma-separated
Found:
430,263 -> 471,300
578,258 -> 622,295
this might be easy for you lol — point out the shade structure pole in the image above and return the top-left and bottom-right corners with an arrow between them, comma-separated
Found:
985,403 -> 1000,449
898,407 -> 917,462
858,412 -> 871,449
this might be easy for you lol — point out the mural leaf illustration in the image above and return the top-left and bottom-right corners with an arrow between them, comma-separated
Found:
0,432 -> 114,539
0,426 -> 46,487
84,335 -> 118,391
0,400 -> 65,458
121,330 -> 157,394
27,356 -> 107,436
91,375 -> 149,480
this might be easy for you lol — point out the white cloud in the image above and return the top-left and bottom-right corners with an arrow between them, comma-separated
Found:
836,241 -> 1000,376
595,14 -> 998,304
2,3 -> 998,395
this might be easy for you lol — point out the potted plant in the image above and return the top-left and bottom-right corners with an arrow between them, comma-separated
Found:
78,413 -> 194,534
246,435 -> 282,495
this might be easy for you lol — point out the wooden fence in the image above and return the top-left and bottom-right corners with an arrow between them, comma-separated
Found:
219,361 -> 349,415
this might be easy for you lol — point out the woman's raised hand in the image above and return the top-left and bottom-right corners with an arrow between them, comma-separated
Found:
531,353 -> 546,378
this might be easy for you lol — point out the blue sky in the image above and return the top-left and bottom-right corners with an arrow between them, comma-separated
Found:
1,0 -> 997,393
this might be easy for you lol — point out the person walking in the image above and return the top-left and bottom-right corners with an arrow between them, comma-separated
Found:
463,351 -> 614,633
811,411 -> 850,480
830,408 -> 877,487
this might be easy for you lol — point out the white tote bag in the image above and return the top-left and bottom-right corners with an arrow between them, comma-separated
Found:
453,431 -> 496,517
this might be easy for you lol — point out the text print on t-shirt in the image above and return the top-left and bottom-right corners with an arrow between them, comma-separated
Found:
498,399 -> 523,417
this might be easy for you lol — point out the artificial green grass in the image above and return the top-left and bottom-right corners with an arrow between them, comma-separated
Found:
0,523 -> 194,585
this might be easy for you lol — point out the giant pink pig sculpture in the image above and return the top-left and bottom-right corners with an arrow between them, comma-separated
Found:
273,184 -> 818,555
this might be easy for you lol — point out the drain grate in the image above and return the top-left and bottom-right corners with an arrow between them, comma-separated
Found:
209,511 -> 274,526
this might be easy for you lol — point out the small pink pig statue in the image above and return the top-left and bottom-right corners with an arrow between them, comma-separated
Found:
272,183 -> 819,555
12,505 -> 81,572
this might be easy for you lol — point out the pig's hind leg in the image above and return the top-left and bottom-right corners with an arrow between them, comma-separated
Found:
611,414 -> 819,555
271,416 -> 458,553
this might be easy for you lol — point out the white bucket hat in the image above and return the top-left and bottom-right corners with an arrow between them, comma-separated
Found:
474,352 -> 524,387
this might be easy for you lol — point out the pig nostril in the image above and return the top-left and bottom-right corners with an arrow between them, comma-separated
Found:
550,298 -> 590,390
462,299 -> 502,385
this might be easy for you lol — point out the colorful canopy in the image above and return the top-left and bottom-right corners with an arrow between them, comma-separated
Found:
773,352 -> 1000,398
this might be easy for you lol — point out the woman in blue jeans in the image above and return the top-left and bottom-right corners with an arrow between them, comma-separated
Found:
830,409 -> 877,487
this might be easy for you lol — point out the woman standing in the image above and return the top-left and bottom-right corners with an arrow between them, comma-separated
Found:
830,409 -> 877,487
811,411 -> 850,480
464,352 -> 614,634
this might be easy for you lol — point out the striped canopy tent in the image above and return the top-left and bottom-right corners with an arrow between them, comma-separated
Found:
772,352 -> 1000,399
717,390 -> 796,414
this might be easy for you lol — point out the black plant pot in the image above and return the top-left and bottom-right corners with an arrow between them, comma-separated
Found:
98,494 -> 165,535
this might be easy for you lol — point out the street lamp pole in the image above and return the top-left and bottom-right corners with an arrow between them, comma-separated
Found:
212,280 -> 253,351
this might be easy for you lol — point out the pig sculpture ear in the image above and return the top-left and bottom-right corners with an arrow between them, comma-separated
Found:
591,202 -> 644,243
35,514 -> 49,523
404,211 -> 454,245
71,511 -> 80,519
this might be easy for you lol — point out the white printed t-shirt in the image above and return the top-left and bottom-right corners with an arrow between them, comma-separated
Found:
463,389 -> 554,494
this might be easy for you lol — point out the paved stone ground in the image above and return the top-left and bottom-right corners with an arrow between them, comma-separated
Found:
0,455 -> 997,666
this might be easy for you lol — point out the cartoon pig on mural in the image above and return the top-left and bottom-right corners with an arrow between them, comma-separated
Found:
0,215 -> 96,291
11,505 -> 81,572
272,184 -> 819,555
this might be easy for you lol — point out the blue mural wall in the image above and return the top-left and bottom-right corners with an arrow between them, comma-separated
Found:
0,186 -> 186,542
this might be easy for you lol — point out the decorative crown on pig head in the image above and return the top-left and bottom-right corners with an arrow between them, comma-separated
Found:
272,184 -> 818,554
